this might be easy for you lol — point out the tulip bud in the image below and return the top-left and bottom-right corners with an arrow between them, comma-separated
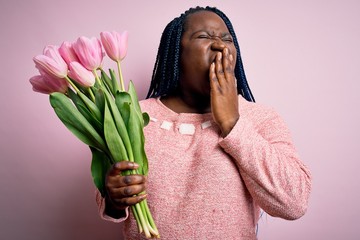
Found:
73,36 -> 103,71
68,62 -> 95,87
33,45 -> 68,78
59,41 -> 80,66
100,31 -> 128,62
29,74 -> 68,94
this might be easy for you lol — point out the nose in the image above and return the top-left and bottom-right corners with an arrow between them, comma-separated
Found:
210,37 -> 225,52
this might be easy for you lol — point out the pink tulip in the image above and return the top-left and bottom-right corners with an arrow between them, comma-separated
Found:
72,36 -> 103,71
100,31 -> 128,62
29,74 -> 68,94
59,41 -> 80,66
68,62 -> 95,87
33,45 -> 68,78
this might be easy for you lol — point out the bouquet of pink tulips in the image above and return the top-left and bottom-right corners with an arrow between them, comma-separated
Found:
30,31 -> 159,238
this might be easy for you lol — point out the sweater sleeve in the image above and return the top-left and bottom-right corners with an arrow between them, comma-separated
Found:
219,106 -> 312,220
95,189 -> 129,223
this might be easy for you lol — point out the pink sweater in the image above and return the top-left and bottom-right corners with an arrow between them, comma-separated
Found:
97,96 -> 311,239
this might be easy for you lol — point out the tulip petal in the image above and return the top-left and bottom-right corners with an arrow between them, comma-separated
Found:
29,74 -> 68,94
33,45 -> 68,78
73,36 -> 103,70
119,31 -> 128,60
59,41 -> 80,66
68,62 -> 95,87
100,31 -> 128,62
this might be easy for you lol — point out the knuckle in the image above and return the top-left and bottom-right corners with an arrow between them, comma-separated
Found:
123,187 -> 133,196
123,198 -> 133,206
115,197 -> 127,206
216,69 -> 224,74
123,175 -> 132,185
105,181 -> 114,191
224,66 -> 232,72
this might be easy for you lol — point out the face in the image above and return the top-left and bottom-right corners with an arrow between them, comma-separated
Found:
179,11 -> 237,98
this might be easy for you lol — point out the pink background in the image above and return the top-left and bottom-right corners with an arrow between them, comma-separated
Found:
1,0 -> 359,239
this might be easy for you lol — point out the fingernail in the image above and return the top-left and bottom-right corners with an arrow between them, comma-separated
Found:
131,162 -> 139,168
217,52 -> 222,60
229,54 -> 233,61
224,48 -> 228,55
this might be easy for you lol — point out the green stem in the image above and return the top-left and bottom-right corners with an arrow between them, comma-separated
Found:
131,205 -> 143,233
64,76 -> 81,93
117,60 -> 125,91
93,69 -> 102,86
134,202 -> 151,238
88,88 -> 95,102
143,199 -> 159,234
140,200 -> 158,236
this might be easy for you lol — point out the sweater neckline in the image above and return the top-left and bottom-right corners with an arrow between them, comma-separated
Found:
154,97 -> 213,122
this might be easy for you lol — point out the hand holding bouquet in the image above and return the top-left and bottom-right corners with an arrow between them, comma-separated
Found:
30,31 -> 159,238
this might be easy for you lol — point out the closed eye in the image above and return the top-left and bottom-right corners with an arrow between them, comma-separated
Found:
198,35 -> 210,39
223,37 -> 233,43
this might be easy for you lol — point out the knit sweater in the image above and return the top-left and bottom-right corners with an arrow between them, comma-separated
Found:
96,96 -> 312,240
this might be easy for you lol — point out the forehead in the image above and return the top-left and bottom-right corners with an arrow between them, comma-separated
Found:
183,11 -> 229,33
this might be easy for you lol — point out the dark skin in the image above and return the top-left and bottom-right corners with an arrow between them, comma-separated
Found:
105,11 -> 240,217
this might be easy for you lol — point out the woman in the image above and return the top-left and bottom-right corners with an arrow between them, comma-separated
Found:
97,6 -> 311,239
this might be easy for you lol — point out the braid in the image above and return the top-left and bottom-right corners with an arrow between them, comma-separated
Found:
208,7 -> 255,102
146,6 -> 255,102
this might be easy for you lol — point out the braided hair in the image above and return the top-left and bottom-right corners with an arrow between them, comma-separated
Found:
146,6 -> 255,102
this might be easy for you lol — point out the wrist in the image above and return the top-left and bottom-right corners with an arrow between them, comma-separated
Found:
104,194 -> 127,219
220,115 -> 239,137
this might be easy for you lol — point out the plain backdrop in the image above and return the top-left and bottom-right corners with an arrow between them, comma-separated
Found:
1,0 -> 359,239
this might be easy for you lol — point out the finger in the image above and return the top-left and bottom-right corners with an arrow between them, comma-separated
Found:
229,54 -> 237,86
119,174 -> 146,187
222,48 -> 234,82
108,161 -> 139,177
106,173 -> 146,190
113,194 -> 148,208
119,183 -> 147,197
229,52 -> 234,64
209,62 -> 220,92
108,181 -> 146,198
215,52 -> 225,87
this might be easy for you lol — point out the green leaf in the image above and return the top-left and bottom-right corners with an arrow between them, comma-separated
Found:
77,91 -> 103,123
68,89 -> 103,133
127,103 -> 148,175
90,147 -> 112,197
104,101 -> 128,162
100,69 -> 115,95
49,92 -> 106,152
77,104 -> 103,133
142,112 -> 150,127
127,81 -> 141,111
128,81 -> 144,125
109,69 -> 120,94
102,85 -> 134,162
115,91 -> 131,127
93,87 -> 105,115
